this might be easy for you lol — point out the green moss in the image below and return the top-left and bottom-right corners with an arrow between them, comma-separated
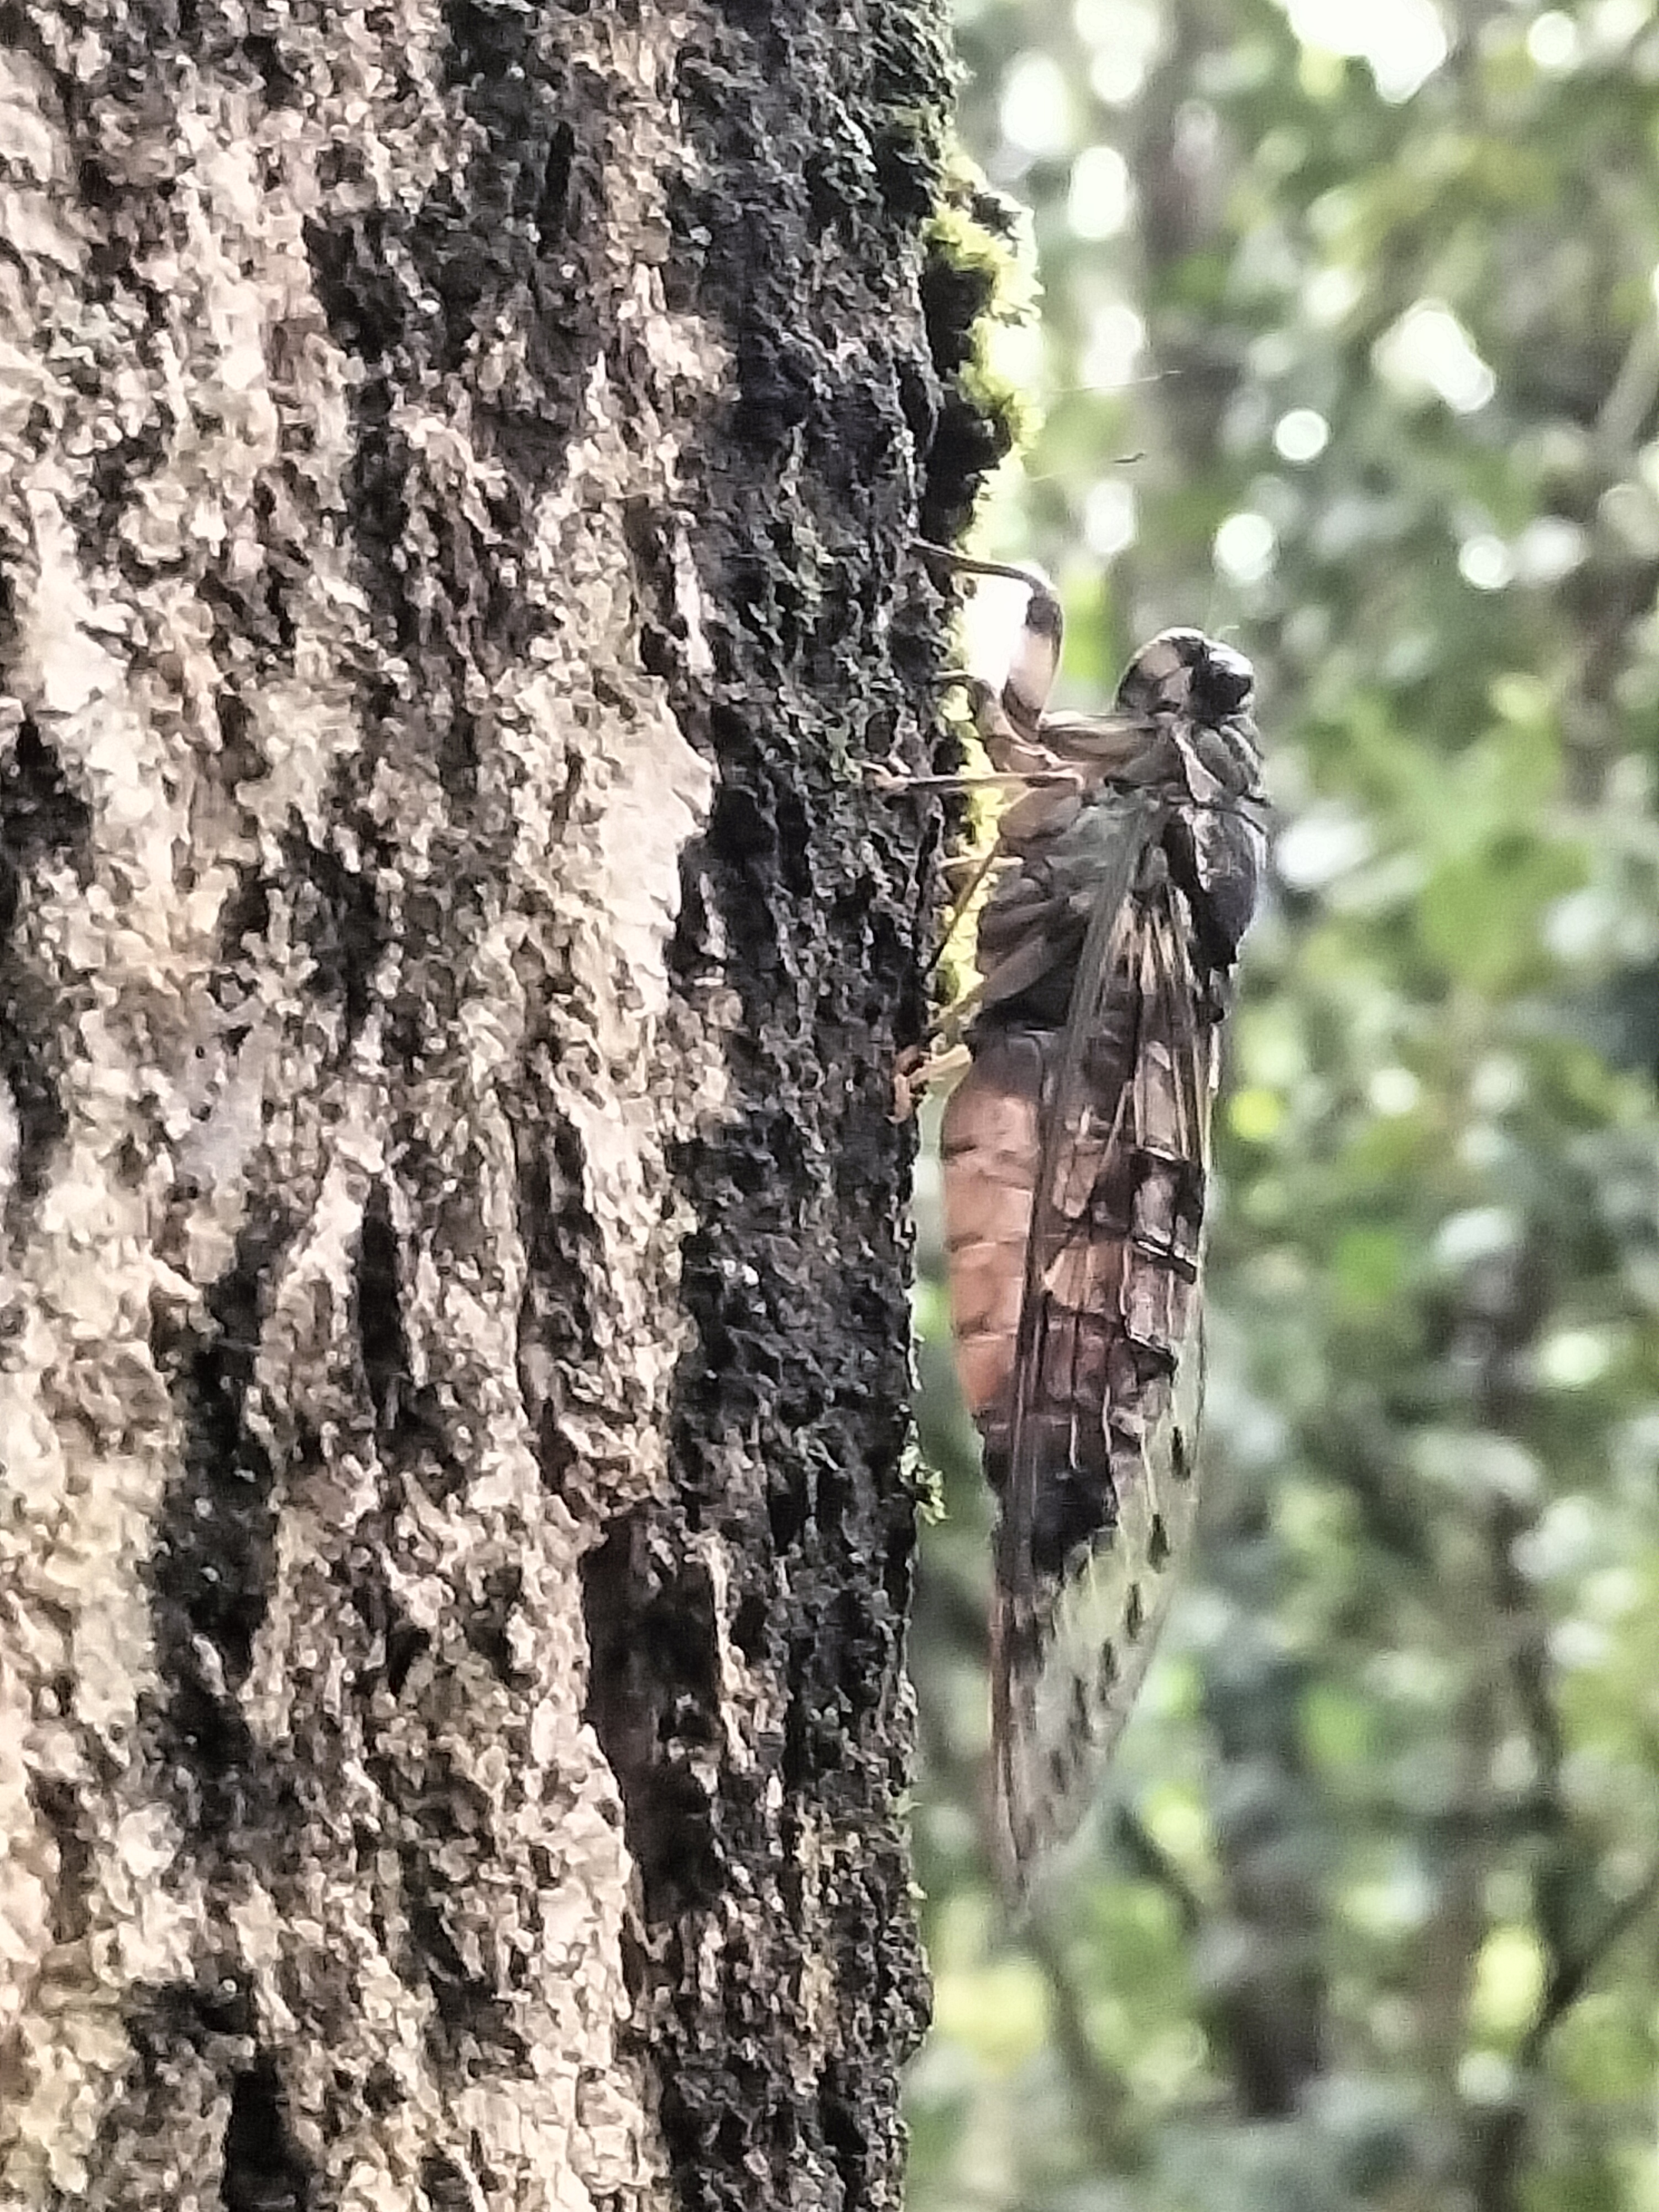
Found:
915,157 -> 1048,1019
919,154 -> 1039,544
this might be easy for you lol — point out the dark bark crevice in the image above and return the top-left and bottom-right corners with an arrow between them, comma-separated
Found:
88,1976 -> 314,2211
222,2055 -> 314,2212
0,715 -> 92,1218
148,1213 -> 294,1846
581,1510 -> 727,1926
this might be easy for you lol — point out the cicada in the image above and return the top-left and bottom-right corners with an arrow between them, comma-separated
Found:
915,547 -> 1267,1888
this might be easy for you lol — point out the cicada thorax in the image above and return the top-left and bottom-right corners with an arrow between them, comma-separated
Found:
932,592 -> 1266,1887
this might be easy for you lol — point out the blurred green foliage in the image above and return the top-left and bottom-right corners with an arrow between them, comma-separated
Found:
905,4 -> 1659,2209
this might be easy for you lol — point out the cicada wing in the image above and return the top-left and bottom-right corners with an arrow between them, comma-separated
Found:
994,1301 -> 1207,1885
990,826 -> 1220,1890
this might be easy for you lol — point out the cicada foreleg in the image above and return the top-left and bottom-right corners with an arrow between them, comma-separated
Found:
863,672 -> 1079,799
890,1036 -> 972,1123
863,762 -> 1078,797
921,841 -> 1036,1001
915,540 -> 1064,766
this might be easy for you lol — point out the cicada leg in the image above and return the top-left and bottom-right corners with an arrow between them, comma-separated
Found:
891,1039 -> 972,1123
915,539 -> 1058,602
916,540 -> 1063,762
862,762 -> 1077,797
864,667 -> 1074,797
925,841 -> 1018,985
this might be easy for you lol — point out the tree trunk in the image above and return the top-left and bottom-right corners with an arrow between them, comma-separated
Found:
0,4 -> 983,2204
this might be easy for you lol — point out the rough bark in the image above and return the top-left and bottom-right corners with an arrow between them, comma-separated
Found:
0,3 -> 988,2206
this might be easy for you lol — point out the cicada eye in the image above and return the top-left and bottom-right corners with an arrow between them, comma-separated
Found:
1193,641 -> 1254,718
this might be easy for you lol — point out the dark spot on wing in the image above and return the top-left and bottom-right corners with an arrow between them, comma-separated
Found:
1148,1513 -> 1170,1570
1070,1672 -> 1098,1744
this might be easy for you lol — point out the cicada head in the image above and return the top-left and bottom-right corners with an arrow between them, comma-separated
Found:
1114,630 -> 1264,810
1115,628 -> 1255,724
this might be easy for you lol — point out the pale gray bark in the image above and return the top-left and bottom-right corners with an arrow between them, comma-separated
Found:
0,2 -> 978,2205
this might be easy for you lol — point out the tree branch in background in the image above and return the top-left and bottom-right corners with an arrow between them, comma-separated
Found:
1113,1803 -> 1204,1940
1021,1908 -> 1141,2172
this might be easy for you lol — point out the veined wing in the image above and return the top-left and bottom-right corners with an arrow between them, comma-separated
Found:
990,795 -> 1219,1890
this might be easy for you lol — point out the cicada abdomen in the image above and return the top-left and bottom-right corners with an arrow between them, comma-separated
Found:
936,577 -> 1266,1888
